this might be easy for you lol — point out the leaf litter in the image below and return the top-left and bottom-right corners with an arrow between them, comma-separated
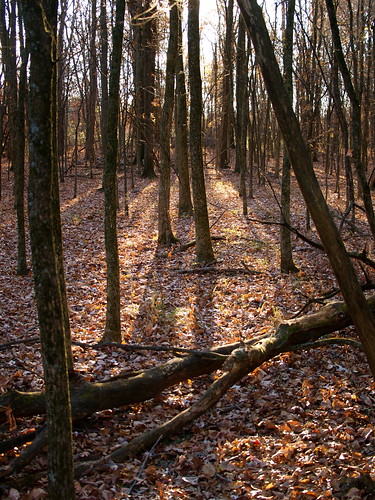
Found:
0,163 -> 375,499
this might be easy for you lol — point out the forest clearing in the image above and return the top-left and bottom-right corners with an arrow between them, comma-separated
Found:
1,161 -> 375,499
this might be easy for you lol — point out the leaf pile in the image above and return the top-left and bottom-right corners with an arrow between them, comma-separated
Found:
1,163 -> 375,499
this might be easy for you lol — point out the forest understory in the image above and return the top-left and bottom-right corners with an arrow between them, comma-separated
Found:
1,159 -> 375,499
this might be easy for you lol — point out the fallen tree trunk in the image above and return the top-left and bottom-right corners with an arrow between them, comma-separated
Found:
2,295 -> 374,422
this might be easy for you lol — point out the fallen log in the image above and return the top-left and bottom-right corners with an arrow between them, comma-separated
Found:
2,294 -> 374,422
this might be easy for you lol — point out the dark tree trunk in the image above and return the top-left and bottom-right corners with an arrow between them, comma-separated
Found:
175,0 -> 193,217
102,0 -> 126,343
237,0 -> 375,377
218,0 -> 234,170
235,15 -> 249,215
0,0 -> 18,169
14,5 -> 28,276
21,0 -> 75,497
86,0 -> 98,176
100,0 -> 109,160
188,0 -> 215,264
280,0 -> 298,274
158,0 -> 178,246
128,0 -> 157,179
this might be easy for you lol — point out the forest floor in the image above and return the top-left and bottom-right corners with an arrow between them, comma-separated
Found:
1,158 -> 375,499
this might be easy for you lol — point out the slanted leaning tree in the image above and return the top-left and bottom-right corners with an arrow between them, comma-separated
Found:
237,0 -> 375,377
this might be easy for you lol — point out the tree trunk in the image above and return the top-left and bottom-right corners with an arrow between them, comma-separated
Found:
14,6 -> 28,276
175,0 -> 193,217
237,0 -> 375,377
99,0 -> 109,161
158,0 -> 178,246
85,0 -> 98,177
280,0 -> 298,274
218,0 -> 234,170
188,0 -> 215,264
102,0 -> 126,343
21,1 -> 75,497
235,15 -> 249,215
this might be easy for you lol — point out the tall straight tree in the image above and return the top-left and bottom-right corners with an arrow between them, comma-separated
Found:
175,0 -> 193,217
128,0 -> 157,178
99,0 -> 109,159
188,0 -> 215,264
158,0 -> 178,245
20,0 -> 75,497
14,3 -> 28,276
237,0 -> 375,377
235,14 -> 249,215
279,0 -> 298,274
218,0 -> 234,170
101,0 -> 126,343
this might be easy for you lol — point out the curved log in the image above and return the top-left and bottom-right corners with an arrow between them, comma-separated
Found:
1,295 -> 373,421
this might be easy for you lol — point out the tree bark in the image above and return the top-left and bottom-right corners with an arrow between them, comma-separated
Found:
280,0 -> 298,274
102,0 -> 126,343
237,0 -> 375,377
99,0 -> 109,160
218,0 -> 234,170
175,0 -> 193,217
235,15 -> 249,215
21,1 -> 75,497
157,0 -> 178,245
188,0 -> 215,264
14,4 -> 28,276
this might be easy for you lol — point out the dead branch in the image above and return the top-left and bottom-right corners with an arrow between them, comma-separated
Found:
2,294 -> 374,424
174,235 -> 225,253
245,216 -> 375,269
